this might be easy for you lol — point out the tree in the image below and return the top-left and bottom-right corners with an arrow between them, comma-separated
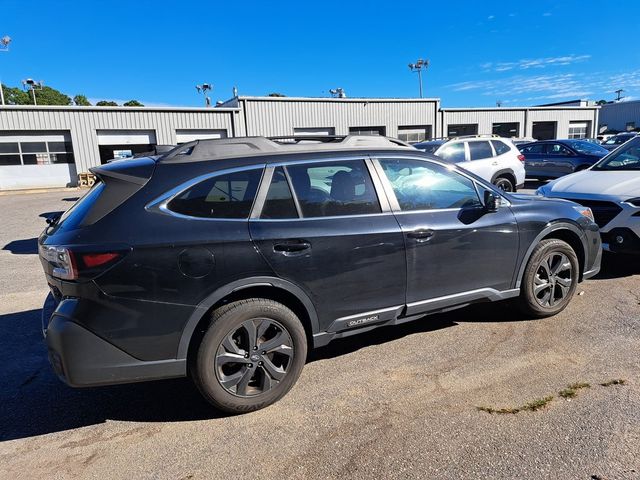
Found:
32,86 -> 72,105
123,99 -> 144,106
596,99 -> 608,105
267,92 -> 286,97
95,100 -> 118,106
73,94 -> 91,106
1,84 -> 31,105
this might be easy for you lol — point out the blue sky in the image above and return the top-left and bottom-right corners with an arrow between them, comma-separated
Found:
1,0 -> 639,107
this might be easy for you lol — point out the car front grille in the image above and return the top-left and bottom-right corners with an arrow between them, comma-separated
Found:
569,199 -> 623,228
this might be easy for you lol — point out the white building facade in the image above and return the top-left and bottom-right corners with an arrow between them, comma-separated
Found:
0,97 -> 599,190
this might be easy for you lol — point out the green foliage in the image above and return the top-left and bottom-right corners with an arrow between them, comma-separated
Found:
1,84 -> 31,105
95,100 -> 118,106
596,99 -> 608,105
123,99 -> 144,107
73,94 -> 91,106
33,86 -> 72,105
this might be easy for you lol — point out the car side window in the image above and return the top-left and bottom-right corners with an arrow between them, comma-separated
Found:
437,142 -> 466,162
548,144 -> 572,155
286,159 -> 381,217
468,141 -> 494,160
491,140 -> 510,156
379,158 -> 482,211
260,167 -> 299,219
521,144 -> 545,154
168,168 -> 263,219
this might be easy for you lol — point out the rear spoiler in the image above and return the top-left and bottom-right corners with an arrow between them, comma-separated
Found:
89,157 -> 156,186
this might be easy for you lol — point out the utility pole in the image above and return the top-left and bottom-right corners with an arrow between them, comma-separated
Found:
0,35 -> 12,106
22,78 -> 43,105
615,89 -> 625,102
408,58 -> 429,98
329,88 -> 346,98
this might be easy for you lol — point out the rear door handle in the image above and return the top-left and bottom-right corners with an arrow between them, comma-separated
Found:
407,229 -> 434,242
273,241 -> 311,254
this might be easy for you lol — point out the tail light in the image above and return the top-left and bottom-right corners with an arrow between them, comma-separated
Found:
39,245 -> 127,281
517,154 -> 526,163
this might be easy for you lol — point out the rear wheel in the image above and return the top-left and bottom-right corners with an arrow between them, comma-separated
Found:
517,239 -> 579,317
192,298 -> 307,413
493,176 -> 515,192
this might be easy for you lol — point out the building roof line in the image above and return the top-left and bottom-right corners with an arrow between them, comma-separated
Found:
0,105 -> 241,112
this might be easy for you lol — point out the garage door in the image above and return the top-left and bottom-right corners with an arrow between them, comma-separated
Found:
96,130 -> 157,145
175,129 -> 227,143
0,131 -> 77,190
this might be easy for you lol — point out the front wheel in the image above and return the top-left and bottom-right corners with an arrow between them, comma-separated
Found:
517,239 -> 579,317
192,298 -> 307,413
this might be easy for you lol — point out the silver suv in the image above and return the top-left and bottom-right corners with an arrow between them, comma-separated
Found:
414,135 -> 526,192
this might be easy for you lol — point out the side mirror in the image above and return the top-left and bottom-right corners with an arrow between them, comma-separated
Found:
484,190 -> 500,212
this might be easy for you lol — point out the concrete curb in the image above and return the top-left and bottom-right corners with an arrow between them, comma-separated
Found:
0,187 -> 82,196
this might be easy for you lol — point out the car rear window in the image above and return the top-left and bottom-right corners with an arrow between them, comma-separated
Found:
53,181 -> 105,232
491,140 -> 510,156
168,168 -> 263,219
468,141 -> 493,160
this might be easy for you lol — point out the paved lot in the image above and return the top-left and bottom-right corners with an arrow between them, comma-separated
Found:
0,188 -> 638,480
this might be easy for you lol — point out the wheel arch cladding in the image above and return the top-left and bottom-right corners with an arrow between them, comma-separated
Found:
515,223 -> 587,288
491,169 -> 516,185
179,277 -> 319,361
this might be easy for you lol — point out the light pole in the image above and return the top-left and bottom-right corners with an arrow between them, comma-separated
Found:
408,58 -> 429,98
329,88 -> 346,98
22,78 -> 43,105
0,35 -> 12,106
195,83 -> 213,107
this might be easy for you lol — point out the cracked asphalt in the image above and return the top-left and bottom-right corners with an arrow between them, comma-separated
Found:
0,189 -> 638,479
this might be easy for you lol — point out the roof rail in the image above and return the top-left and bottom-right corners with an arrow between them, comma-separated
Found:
449,134 -> 500,141
158,135 -> 412,163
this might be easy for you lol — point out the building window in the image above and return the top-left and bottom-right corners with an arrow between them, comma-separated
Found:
492,122 -> 520,138
349,126 -> 386,136
447,124 -> 478,137
0,139 -> 74,166
568,121 -> 589,139
293,127 -> 336,136
397,125 -> 432,143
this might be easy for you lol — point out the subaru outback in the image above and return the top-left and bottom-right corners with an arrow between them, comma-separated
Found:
39,135 -> 601,413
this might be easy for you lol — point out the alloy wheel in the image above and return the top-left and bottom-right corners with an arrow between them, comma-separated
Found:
215,318 -> 294,397
533,252 -> 573,308
495,178 -> 514,192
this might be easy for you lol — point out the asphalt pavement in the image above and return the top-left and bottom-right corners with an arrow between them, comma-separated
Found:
0,188 -> 638,480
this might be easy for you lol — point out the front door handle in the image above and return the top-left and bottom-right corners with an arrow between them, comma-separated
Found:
273,241 -> 311,254
407,229 -> 434,242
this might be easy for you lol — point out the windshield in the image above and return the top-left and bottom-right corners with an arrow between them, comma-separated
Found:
564,140 -> 608,155
604,134 -> 634,145
592,137 -> 640,171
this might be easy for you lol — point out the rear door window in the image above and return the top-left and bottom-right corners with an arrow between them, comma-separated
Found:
168,168 -> 263,219
520,143 -> 545,154
468,141 -> 494,160
286,160 -> 381,217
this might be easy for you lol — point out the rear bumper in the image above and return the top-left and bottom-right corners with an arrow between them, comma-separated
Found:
43,293 -> 186,387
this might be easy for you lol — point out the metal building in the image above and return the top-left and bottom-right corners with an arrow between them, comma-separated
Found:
0,97 -> 599,190
598,100 -> 640,132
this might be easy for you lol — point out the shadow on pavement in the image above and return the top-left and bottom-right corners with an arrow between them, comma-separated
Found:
2,237 -> 38,255
62,197 -> 80,202
593,252 -> 640,280
0,309 -> 227,442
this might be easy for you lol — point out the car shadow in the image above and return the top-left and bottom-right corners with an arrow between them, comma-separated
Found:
592,252 -> 640,279
2,237 -> 38,255
62,197 -> 79,202
0,302 -> 536,441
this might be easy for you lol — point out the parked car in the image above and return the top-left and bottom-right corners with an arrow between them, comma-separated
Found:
39,135 -> 601,413
600,132 -> 638,151
414,135 -> 526,192
537,136 -> 640,254
518,139 -> 609,179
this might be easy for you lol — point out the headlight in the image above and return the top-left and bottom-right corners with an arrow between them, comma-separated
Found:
624,197 -> 640,207
573,206 -> 594,222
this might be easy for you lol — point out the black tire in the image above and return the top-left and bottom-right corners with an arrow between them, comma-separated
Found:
493,176 -> 515,192
517,239 -> 579,318
192,298 -> 307,413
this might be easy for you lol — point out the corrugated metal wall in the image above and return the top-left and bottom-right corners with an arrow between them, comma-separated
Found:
0,106 -> 237,172
599,101 -> 640,132
239,98 -> 439,138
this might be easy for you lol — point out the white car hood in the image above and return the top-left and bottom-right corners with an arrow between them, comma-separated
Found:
544,170 -> 640,198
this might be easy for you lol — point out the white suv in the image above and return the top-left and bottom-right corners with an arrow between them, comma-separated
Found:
414,135 -> 526,192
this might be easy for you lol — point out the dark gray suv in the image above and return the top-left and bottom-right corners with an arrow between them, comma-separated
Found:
39,135 -> 601,413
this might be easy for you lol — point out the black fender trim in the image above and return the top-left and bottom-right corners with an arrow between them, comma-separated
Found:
513,221 -> 588,289
176,276 -> 319,359
490,168 -> 516,184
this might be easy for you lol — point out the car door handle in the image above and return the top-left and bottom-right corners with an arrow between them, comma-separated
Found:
273,241 -> 311,254
407,229 -> 434,242
491,161 -> 498,166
